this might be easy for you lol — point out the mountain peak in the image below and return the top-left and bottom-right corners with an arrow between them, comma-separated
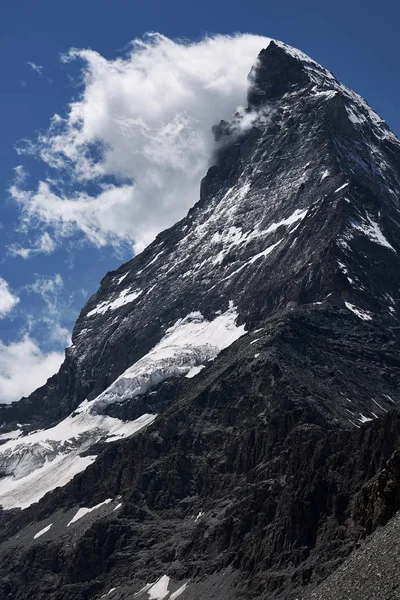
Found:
247,40 -> 311,105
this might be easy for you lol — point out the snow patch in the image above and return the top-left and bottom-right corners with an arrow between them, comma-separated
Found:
87,289 -> 143,317
358,414 -> 373,424
248,240 -> 282,264
263,209 -> 308,233
351,215 -> 395,252
91,303 -> 246,411
34,523 -> 53,539
345,302 -> 372,321
148,575 -> 170,600
67,498 -> 112,526
0,411 -> 155,510
116,273 -> 128,285
185,365 -> 205,378
0,453 -> 97,510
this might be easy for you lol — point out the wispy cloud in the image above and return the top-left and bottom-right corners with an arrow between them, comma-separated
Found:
13,33 -> 270,255
24,273 -> 71,346
26,61 -> 52,83
9,232 -> 56,259
26,61 -> 44,76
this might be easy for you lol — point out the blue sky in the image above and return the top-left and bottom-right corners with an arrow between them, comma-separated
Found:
0,0 -> 399,401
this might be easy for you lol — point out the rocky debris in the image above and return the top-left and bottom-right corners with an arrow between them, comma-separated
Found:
301,510 -> 400,600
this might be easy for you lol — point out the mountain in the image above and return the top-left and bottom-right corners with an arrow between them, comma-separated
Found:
0,40 -> 400,600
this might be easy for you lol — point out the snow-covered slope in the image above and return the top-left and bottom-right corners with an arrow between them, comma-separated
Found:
0,305 -> 244,508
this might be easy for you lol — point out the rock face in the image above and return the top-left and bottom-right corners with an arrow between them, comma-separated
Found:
0,40 -> 400,600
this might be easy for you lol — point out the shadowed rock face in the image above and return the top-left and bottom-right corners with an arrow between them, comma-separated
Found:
0,41 -> 400,600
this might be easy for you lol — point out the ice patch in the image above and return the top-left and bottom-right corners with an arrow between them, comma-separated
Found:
34,523 -> 53,539
87,289 -> 143,317
67,498 -> 112,526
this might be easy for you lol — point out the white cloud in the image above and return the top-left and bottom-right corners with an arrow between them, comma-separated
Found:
0,278 -> 19,318
9,232 -> 56,259
13,33 -> 270,253
26,61 -> 44,76
0,274 -> 69,403
13,165 -> 28,185
0,335 -> 64,403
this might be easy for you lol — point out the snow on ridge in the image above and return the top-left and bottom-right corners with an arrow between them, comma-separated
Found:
0,305 -> 244,510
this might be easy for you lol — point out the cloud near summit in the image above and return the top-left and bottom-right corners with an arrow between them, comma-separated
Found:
12,33 -> 270,254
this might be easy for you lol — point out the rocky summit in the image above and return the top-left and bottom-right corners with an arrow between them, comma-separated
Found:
0,40 -> 400,600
